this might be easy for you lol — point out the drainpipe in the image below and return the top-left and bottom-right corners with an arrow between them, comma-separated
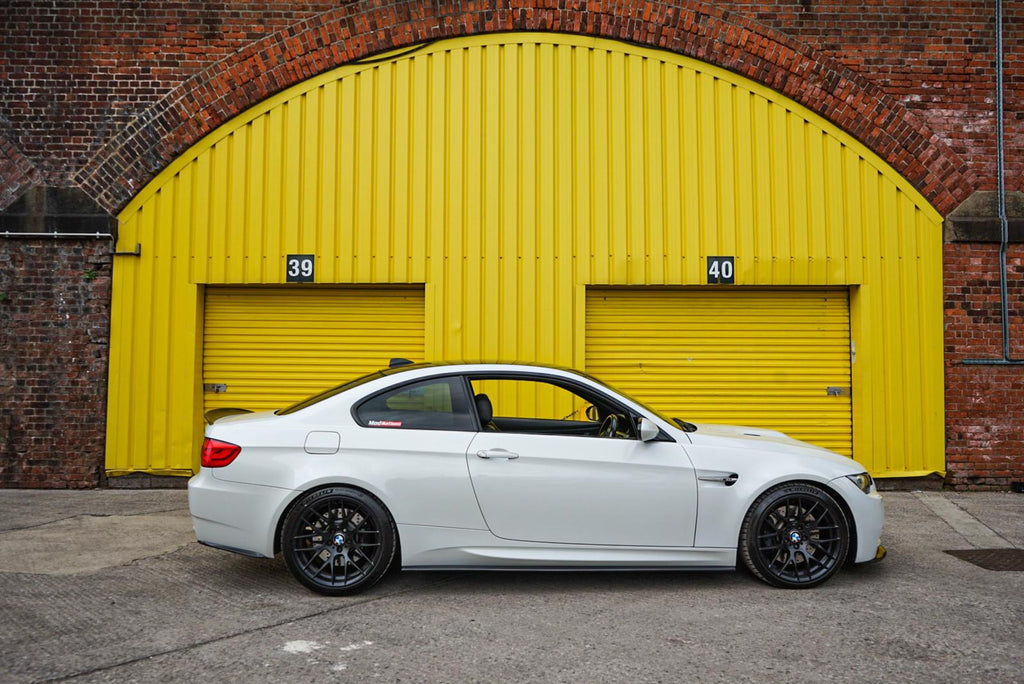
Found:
963,0 -> 1023,365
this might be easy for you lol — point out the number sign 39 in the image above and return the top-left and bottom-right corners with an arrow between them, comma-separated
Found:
707,256 -> 735,284
286,254 -> 315,283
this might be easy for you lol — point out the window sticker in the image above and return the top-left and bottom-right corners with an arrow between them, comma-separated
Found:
367,419 -> 403,427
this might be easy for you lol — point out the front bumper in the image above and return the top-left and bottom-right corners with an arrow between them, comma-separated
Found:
829,475 -> 885,564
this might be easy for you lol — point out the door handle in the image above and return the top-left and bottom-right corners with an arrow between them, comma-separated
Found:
476,448 -> 519,460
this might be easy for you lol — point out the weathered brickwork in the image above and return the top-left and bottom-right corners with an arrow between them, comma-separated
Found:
0,135 -> 39,212
944,243 -> 1024,489
0,1 -> 1020,487
0,240 -> 112,488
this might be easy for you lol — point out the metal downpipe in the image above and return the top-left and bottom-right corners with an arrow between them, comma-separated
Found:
963,0 -> 1022,365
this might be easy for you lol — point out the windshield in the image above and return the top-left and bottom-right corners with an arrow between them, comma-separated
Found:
569,369 -> 695,431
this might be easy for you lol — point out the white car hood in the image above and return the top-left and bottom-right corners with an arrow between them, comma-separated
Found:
687,422 -> 863,471
691,422 -> 820,447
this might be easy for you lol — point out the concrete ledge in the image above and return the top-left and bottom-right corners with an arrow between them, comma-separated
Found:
875,474 -> 944,491
107,473 -> 189,489
944,190 -> 1024,243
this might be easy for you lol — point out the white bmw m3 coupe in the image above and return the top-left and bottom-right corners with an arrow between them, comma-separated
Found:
188,361 -> 885,595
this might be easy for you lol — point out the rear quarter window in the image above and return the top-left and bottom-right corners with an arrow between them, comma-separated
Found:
354,376 -> 476,431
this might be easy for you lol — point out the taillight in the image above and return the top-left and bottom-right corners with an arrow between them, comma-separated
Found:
201,438 -> 241,468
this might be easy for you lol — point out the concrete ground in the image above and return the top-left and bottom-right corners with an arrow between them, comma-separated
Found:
0,489 -> 1021,683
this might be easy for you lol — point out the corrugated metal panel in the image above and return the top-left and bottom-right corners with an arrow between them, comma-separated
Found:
587,289 -> 853,457
203,287 -> 424,412
108,33 -> 944,478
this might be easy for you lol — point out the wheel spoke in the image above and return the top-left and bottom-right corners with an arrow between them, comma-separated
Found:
311,553 -> 332,578
300,548 -> 327,571
813,534 -> 842,544
351,546 -> 375,566
808,539 -> 838,560
781,548 -> 797,575
339,505 -> 357,529
808,549 -> 830,574
310,506 -> 334,529
798,552 -> 812,583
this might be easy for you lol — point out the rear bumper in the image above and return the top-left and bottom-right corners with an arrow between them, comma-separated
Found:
188,469 -> 296,558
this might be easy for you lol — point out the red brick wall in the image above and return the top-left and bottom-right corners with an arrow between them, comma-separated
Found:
944,243 -> 1024,489
0,240 -> 112,488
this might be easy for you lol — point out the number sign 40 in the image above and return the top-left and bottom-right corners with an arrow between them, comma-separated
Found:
707,256 -> 735,284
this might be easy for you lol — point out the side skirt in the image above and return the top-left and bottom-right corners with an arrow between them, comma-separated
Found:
198,540 -> 268,558
397,524 -> 737,568
405,565 -> 736,572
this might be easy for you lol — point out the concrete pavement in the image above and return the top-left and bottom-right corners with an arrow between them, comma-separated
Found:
0,488 -> 1021,682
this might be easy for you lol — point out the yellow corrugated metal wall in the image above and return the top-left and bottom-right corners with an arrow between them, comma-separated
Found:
587,288 -> 853,456
108,33 -> 944,477
203,287 -> 424,412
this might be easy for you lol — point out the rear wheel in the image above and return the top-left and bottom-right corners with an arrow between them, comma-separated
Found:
739,483 -> 849,588
281,487 -> 397,596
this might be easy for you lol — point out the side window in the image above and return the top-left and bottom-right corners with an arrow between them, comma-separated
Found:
356,377 -> 475,431
469,376 -> 635,439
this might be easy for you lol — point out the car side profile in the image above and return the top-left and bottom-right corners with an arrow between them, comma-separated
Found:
188,361 -> 885,595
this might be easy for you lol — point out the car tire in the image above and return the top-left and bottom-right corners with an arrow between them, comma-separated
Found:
739,482 -> 849,589
281,486 -> 397,596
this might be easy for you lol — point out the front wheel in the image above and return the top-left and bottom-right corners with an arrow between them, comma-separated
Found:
739,483 -> 849,588
281,486 -> 397,596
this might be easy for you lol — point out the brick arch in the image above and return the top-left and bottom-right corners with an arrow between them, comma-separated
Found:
75,1 -> 973,216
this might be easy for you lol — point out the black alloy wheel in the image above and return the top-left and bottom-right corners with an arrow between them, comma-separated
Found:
281,486 -> 397,596
739,483 -> 850,588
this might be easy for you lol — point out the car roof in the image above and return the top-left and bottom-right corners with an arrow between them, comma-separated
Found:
379,360 -> 588,378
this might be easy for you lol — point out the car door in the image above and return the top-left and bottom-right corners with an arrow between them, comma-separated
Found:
465,375 -> 698,547
348,374 -> 485,530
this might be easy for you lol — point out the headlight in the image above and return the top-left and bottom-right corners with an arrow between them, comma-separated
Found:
845,472 -> 874,494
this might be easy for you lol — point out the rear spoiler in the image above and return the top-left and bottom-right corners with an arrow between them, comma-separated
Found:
204,408 -> 254,425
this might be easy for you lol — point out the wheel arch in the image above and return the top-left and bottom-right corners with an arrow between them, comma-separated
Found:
736,478 -> 859,565
272,481 -> 402,558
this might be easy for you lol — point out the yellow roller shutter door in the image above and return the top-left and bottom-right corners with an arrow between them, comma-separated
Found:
203,287 -> 424,412
586,289 -> 853,456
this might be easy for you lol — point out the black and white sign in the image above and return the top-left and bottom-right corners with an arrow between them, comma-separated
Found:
286,254 -> 315,283
706,256 -> 735,284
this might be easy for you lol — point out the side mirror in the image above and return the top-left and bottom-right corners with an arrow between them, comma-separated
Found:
638,417 -> 660,442
585,405 -> 600,422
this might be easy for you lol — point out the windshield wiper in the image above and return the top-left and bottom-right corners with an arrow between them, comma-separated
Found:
673,417 -> 697,432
